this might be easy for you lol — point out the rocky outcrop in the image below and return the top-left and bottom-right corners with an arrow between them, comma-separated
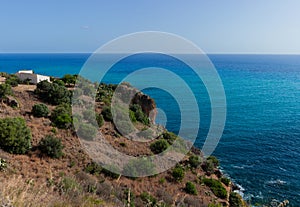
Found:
115,83 -> 157,124
132,92 -> 157,124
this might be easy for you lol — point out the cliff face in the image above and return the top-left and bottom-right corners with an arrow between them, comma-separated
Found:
132,92 -> 157,124
116,83 -> 157,124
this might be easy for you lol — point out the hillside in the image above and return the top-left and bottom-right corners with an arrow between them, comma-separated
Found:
0,74 -> 246,207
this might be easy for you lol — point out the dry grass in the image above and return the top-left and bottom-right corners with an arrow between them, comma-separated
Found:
0,175 -> 118,207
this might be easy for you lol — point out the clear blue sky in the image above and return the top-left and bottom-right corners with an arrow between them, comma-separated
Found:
1,0 -> 300,53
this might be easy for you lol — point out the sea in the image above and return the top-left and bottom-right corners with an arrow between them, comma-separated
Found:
0,53 -> 299,206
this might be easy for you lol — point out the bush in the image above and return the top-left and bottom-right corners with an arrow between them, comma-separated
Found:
150,139 -> 169,154
0,84 -> 12,99
35,80 -> 71,105
50,103 -> 72,129
207,156 -> 219,167
184,181 -> 197,195
229,192 -> 243,207
188,155 -> 201,168
130,104 -> 149,125
32,103 -> 49,117
162,131 -> 177,144
61,74 -> 76,86
220,177 -> 230,186
5,75 -> 20,87
172,165 -> 185,182
39,135 -> 64,158
96,114 -> 104,127
85,162 -> 102,175
140,192 -> 157,206
203,178 -> 227,199
101,106 -> 112,121
0,117 -> 32,154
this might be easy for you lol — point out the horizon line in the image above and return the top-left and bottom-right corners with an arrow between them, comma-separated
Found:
1,52 -> 300,55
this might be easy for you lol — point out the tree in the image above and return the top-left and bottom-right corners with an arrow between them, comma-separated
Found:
5,75 -> 20,87
150,139 -> 169,154
0,84 -> 12,99
39,135 -> 64,158
0,117 -> 32,154
50,103 -> 72,129
35,80 -> 71,105
32,103 -> 49,117
61,74 -> 76,86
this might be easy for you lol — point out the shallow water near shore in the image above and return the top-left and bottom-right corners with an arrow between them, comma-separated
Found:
0,53 -> 299,206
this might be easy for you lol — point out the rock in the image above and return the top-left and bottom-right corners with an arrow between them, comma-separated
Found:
4,96 -> 19,108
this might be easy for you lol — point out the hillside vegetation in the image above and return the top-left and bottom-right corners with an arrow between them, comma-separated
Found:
0,73 -> 246,207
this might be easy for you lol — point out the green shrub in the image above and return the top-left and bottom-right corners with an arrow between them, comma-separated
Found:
32,103 -> 49,117
130,104 -> 149,125
201,159 -> 215,174
85,162 -> 102,175
172,165 -> 185,182
188,155 -> 201,168
0,117 -> 32,154
220,177 -> 230,186
0,84 -> 12,98
184,181 -> 197,195
140,192 -> 157,206
203,178 -> 227,199
35,80 -> 71,105
101,106 -> 112,121
77,123 -> 98,141
61,74 -> 76,86
150,139 -> 169,154
39,135 -> 64,158
229,192 -> 243,207
59,176 -> 81,194
5,75 -> 20,87
52,79 -> 65,86
96,114 -> 104,127
162,131 -> 177,144
207,156 -> 219,167
50,103 -> 72,129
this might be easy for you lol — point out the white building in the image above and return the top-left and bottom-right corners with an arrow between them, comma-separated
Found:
16,70 -> 50,84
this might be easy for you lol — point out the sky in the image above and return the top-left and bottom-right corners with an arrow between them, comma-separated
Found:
0,0 -> 300,54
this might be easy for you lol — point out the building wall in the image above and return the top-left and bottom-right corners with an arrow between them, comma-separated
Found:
36,74 -> 50,83
16,72 -> 50,84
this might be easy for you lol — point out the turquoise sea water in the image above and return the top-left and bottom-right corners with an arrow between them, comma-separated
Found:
0,53 -> 299,206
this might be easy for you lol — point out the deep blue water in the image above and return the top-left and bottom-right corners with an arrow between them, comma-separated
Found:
0,53 -> 299,206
